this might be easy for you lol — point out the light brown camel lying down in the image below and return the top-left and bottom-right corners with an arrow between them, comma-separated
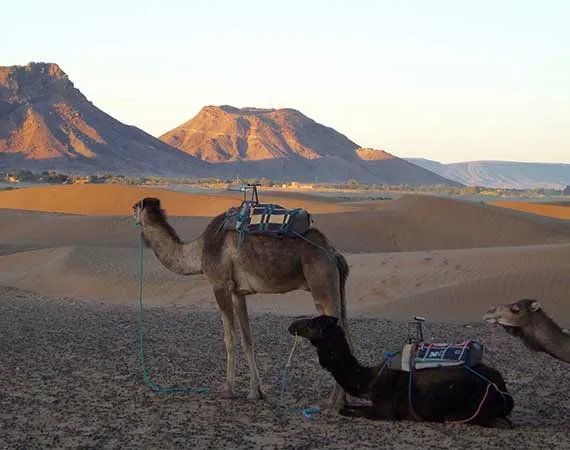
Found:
484,299 -> 570,363
289,315 -> 514,428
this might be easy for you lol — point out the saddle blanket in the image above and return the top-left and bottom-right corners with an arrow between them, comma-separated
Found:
388,340 -> 484,371
223,202 -> 312,237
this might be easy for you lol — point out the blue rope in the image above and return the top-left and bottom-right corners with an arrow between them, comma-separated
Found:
137,231 -> 208,394
279,365 -> 321,420
279,336 -> 321,420
291,229 -> 333,256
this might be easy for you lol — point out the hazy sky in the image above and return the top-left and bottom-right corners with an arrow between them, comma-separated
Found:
3,0 -> 569,163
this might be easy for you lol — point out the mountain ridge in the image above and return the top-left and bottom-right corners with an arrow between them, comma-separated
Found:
1,61 -> 458,185
407,158 -> 570,189
0,62 -> 208,176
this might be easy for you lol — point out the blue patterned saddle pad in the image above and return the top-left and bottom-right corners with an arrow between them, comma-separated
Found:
223,202 -> 312,237
388,341 -> 484,371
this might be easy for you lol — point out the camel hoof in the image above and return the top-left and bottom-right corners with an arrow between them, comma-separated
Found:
327,398 -> 347,410
218,384 -> 236,399
328,391 -> 347,409
220,390 -> 237,399
247,388 -> 265,401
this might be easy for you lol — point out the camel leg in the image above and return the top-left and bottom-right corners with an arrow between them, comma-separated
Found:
233,293 -> 264,400
214,287 -> 237,399
314,293 -> 346,407
340,404 -> 395,421
304,258 -> 347,407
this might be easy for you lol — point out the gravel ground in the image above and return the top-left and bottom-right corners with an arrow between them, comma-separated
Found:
1,286 -> 569,449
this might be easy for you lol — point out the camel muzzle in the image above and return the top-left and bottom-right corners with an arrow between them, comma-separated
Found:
288,318 -> 312,336
483,307 -> 499,323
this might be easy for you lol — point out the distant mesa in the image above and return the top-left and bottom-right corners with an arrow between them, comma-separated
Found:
159,104 -> 356,162
160,105 -> 460,186
408,158 -> 570,190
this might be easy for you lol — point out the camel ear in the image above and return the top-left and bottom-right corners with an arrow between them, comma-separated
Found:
143,197 -> 161,209
317,315 -> 338,330
327,316 -> 339,325
530,301 -> 541,312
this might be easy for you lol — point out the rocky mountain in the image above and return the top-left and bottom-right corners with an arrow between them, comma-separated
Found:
407,158 -> 570,189
0,62 -> 208,176
0,62 -> 460,185
160,105 -> 460,185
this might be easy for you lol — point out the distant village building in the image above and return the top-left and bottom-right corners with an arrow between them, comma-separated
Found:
563,185 -> 570,196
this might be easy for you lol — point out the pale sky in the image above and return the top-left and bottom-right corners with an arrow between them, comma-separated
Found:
3,0 -> 569,163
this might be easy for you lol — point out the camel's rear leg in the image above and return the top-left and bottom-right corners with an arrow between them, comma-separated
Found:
233,293 -> 264,400
213,287 -> 237,399
304,256 -> 348,407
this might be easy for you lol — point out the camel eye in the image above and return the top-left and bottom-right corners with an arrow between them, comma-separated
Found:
510,305 -> 520,313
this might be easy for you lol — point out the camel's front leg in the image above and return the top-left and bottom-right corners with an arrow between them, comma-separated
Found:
214,287 -> 237,399
234,293 -> 264,400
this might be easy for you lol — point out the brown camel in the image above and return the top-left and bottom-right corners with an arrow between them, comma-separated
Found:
484,299 -> 570,363
288,315 -> 514,427
132,197 -> 350,403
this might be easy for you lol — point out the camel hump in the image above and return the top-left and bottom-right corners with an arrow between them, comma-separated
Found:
388,341 -> 485,372
222,202 -> 313,237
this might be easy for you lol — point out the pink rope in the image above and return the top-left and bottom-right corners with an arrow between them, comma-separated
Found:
444,382 -> 494,425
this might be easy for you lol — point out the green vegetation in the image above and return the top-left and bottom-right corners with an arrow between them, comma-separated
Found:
1,169 -> 567,199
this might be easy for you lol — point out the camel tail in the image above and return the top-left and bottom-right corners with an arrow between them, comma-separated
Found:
334,251 -> 351,345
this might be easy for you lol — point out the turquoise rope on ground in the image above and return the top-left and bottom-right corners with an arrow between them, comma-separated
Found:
279,335 -> 321,420
137,231 -> 208,394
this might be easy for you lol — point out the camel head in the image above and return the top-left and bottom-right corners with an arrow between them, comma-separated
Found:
483,299 -> 542,334
132,197 -> 163,226
288,315 -> 342,342
132,197 -> 182,244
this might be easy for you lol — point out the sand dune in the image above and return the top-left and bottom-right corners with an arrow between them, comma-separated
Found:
2,188 -> 570,254
1,243 -> 569,324
316,195 -> 570,252
0,184 -> 358,215
2,185 -> 570,448
490,200 -> 570,219
1,187 -> 570,322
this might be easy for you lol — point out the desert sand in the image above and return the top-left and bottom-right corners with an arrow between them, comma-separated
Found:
1,185 -> 569,449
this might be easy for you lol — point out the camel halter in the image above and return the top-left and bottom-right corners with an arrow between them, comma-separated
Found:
279,333 -> 321,420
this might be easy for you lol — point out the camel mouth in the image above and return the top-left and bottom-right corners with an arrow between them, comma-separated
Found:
288,317 -> 315,338
483,313 -> 499,324
483,313 -> 521,329
287,320 -> 305,336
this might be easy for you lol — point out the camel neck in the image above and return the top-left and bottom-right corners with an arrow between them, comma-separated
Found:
314,336 -> 375,398
141,224 -> 204,275
524,313 -> 570,363
542,329 -> 570,363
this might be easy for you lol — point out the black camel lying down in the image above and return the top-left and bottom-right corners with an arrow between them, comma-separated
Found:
288,315 -> 514,428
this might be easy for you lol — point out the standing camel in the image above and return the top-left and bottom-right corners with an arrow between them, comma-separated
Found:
132,197 -> 350,404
